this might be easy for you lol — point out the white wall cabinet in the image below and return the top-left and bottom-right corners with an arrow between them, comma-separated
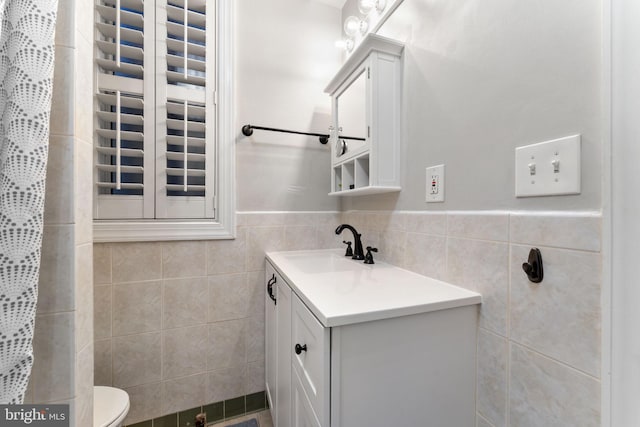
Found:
265,254 -> 478,427
325,34 -> 404,196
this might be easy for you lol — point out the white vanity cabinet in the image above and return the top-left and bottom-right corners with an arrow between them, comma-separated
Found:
265,263 -> 293,427
265,250 -> 482,427
266,263 -> 328,427
325,34 -> 403,196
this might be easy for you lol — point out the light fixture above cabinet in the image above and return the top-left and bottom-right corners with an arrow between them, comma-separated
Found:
358,0 -> 387,15
335,38 -> 355,52
344,15 -> 368,36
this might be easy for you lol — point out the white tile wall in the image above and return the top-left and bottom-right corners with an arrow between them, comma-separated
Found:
208,274 -> 249,322
32,313 -> 75,402
246,360 -> 266,395
510,245 -> 601,377
477,414 -> 496,427
44,136 -> 74,224
246,227 -> 285,271
74,141 -> 93,245
93,212 -> 342,424
112,281 -> 162,336
162,241 -> 207,279
49,46 -> 75,136
92,210 -> 601,426
32,3 -> 95,426
207,229 -> 247,275
206,366 -> 246,403
164,277 -> 209,328
112,243 -> 162,283
163,325 -> 208,380
509,344 -> 600,427
340,210 -> 602,427
448,237 -> 509,335
93,339 -> 112,386
207,320 -> 247,371
342,211 -> 602,427
75,243 -> 93,351
123,382 -> 162,424
75,343 -> 94,427
405,233 -> 447,279
161,373 -> 207,414
477,328 -> 508,427
447,212 -> 509,242
112,333 -> 162,388
510,213 -> 601,252
38,225 -> 75,315
93,286 -> 111,339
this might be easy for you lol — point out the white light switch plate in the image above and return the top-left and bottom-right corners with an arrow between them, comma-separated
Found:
515,135 -> 581,197
426,164 -> 445,203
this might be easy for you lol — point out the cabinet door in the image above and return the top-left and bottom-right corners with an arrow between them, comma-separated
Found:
265,264 -> 278,421
333,62 -> 369,161
291,295 -> 330,426
276,277 -> 292,427
292,370 -> 321,427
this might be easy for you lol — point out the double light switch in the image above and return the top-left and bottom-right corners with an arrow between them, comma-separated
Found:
515,135 -> 581,197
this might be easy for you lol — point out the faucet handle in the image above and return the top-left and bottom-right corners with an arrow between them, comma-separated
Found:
342,241 -> 353,257
364,246 -> 378,264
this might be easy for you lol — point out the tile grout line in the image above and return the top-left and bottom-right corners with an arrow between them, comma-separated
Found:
109,245 -> 115,389
508,339 -> 601,382
160,243 -> 166,412
506,214 -> 512,427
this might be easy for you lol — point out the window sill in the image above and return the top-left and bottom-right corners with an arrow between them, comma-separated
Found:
93,219 -> 235,242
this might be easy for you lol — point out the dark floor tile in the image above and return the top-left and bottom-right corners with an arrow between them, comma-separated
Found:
245,392 -> 266,413
179,406 -> 203,427
224,396 -> 245,419
153,413 -> 178,427
203,402 -> 224,424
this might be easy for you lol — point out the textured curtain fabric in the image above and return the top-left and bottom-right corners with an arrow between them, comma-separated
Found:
0,0 -> 58,404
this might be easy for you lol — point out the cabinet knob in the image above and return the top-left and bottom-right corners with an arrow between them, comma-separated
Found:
295,343 -> 307,355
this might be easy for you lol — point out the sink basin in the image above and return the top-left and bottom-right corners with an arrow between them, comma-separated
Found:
278,251 -> 362,274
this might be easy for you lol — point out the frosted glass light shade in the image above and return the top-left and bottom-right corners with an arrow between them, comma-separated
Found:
344,16 -> 368,36
335,38 -> 355,52
358,0 -> 387,15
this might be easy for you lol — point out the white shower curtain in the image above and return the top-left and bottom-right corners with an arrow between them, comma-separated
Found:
0,0 -> 58,404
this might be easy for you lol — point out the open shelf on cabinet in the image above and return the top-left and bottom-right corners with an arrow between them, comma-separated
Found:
329,153 -> 401,196
328,186 -> 401,197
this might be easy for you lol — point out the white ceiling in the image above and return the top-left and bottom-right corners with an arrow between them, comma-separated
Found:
310,0 -> 347,9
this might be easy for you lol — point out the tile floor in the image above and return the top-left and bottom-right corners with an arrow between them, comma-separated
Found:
210,409 -> 273,427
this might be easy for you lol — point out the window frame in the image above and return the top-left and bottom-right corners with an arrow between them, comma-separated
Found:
93,0 -> 235,242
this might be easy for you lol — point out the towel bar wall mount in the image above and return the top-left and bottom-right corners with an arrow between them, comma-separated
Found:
241,124 -> 365,145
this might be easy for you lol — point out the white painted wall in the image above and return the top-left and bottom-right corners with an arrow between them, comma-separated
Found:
611,0 -> 640,424
342,0 -> 603,211
236,0 -> 343,211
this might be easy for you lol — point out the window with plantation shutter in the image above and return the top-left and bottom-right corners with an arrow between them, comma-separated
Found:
94,0 -> 154,219
94,0 -> 234,240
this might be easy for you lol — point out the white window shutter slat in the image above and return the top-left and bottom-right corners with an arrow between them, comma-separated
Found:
155,0 -> 215,219
94,88 -> 146,219
94,0 -> 155,219
95,0 -> 216,221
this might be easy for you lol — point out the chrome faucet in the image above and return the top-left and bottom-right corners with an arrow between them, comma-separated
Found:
335,224 -> 365,260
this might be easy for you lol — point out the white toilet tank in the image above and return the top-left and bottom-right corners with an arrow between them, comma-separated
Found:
94,386 -> 130,427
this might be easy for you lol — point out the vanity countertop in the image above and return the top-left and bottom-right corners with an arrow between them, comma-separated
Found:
266,249 -> 481,327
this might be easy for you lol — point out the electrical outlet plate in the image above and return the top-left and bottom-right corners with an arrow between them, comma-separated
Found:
426,164 -> 445,203
515,135 -> 581,197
